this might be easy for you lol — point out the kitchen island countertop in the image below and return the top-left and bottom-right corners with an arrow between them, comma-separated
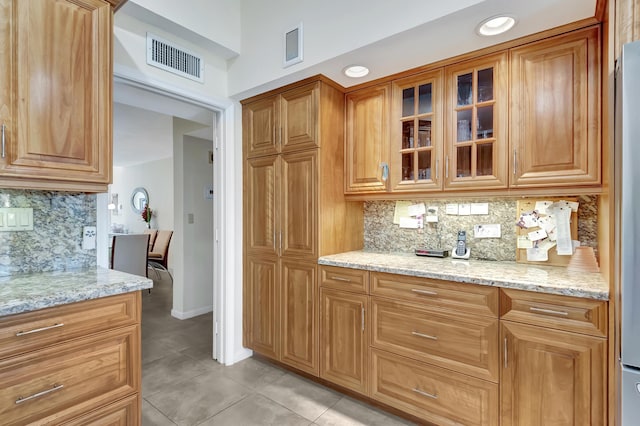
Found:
319,251 -> 608,300
0,267 -> 153,316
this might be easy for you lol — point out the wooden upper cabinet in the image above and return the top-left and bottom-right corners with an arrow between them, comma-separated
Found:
510,26 -> 601,187
244,155 -> 279,256
244,96 -> 279,158
244,83 -> 319,158
390,70 -> 443,192
0,0 -> 112,192
345,84 -> 390,193
281,83 -> 318,153
281,150 -> 317,258
501,321 -> 606,426
445,52 -> 509,190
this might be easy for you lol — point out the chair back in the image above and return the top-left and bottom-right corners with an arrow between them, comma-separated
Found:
149,230 -> 173,268
111,234 -> 150,277
143,229 -> 157,252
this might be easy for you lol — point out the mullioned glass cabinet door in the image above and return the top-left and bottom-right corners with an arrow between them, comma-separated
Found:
444,52 -> 509,190
390,69 -> 443,191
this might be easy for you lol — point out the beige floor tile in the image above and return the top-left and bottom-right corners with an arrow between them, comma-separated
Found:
146,371 -> 250,426
258,373 -> 342,422
220,357 -> 286,391
199,393 -> 311,426
142,399 -> 176,426
314,397 -> 416,426
142,352 -> 210,397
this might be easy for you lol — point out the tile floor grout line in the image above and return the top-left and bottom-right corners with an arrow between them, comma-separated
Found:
143,396 -> 179,426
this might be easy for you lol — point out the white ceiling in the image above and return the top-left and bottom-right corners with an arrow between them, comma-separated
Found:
113,81 -> 215,168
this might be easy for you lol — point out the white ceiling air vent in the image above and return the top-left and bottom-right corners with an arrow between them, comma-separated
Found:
146,33 -> 204,83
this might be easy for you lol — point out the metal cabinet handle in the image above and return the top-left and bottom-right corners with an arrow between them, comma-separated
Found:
411,288 -> 438,296
412,331 -> 438,340
279,127 -> 282,146
445,155 -> 449,179
361,306 -> 365,332
435,159 -> 439,180
16,323 -> 64,336
1,124 -> 5,158
332,276 -> 352,282
16,384 -> 64,404
273,230 -> 276,250
529,307 -> 569,316
513,149 -> 517,175
413,388 -> 438,399
279,231 -> 282,254
504,337 -> 508,369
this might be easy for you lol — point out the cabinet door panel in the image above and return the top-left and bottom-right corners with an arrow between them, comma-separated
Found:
501,322 -> 606,426
244,96 -> 279,158
244,257 -> 280,359
281,260 -> 318,375
510,26 -> 600,187
281,150 -> 317,258
345,85 -> 390,193
320,289 -> 368,395
445,52 -> 508,190
391,70 -> 443,192
244,156 -> 279,256
281,83 -> 318,152
0,0 -> 111,185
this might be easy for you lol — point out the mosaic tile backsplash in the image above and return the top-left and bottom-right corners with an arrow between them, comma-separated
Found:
0,190 -> 97,276
363,195 -> 598,261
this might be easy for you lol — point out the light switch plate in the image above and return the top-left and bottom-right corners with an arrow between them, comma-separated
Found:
0,208 -> 33,231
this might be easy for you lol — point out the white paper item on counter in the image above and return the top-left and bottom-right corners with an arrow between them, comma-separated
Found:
551,205 -> 573,255
408,203 -> 426,217
527,247 -> 549,261
528,229 -> 548,241
446,204 -> 459,215
393,201 -> 412,224
458,203 -> 471,215
534,201 -> 553,215
399,217 -> 420,229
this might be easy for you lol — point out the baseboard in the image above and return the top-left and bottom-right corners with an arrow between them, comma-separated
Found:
226,348 -> 253,366
171,305 -> 213,320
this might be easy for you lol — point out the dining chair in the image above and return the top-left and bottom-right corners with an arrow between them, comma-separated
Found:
143,229 -> 157,252
110,234 -> 150,278
148,230 -> 173,282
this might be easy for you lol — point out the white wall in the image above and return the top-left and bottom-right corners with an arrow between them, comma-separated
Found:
172,118 -> 215,318
114,11 -> 229,99
128,0 -> 241,55
110,157 -> 175,240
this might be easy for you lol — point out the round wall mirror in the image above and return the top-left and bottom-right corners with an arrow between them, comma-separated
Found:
131,187 -> 149,214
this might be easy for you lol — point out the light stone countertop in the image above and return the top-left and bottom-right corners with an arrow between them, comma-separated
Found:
318,251 -> 609,300
0,267 -> 153,316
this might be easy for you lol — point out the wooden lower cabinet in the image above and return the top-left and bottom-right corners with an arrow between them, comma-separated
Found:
320,289 -> 368,395
370,297 -> 499,382
0,293 -> 141,426
63,395 -> 139,426
281,259 -> 318,375
371,348 -> 499,425
501,321 -> 606,426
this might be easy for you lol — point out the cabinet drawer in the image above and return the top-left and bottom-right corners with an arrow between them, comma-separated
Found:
371,348 -> 499,426
0,293 -> 139,360
63,395 -> 139,426
371,298 -> 499,382
0,325 -> 140,426
319,265 -> 368,293
500,288 -> 607,337
371,272 -> 499,317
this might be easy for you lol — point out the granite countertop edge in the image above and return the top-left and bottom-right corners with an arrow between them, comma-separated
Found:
318,251 -> 609,301
0,267 -> 154,317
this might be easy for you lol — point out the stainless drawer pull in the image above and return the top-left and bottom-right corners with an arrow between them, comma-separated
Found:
411,288 -> 438,296
16,323 -> 65,336
16,384 -> 64,404
529,307 -> 569,316
412,331 -> 438,340
504,337 -> 508,369
332,276 -> 352,282
361,307 -> 365,332
413,388 -> 438,399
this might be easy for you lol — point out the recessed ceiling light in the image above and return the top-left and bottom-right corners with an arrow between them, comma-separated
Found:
343,65 -> 370,78
476,15 -> 516,36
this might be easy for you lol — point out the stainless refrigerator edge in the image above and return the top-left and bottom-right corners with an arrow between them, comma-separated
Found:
617,40 -> 640,426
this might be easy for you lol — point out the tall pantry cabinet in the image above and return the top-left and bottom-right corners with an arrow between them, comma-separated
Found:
242,77 -> 363,376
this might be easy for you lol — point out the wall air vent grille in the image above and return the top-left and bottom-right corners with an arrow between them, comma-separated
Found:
146,33 -> 204,83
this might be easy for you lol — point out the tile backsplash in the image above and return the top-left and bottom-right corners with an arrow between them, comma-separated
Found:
0,190 -> 97,276
363,195 -> 598,261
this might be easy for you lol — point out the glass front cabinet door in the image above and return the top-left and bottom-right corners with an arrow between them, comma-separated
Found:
391,70 -> 443,191
444,52 -> 509,190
